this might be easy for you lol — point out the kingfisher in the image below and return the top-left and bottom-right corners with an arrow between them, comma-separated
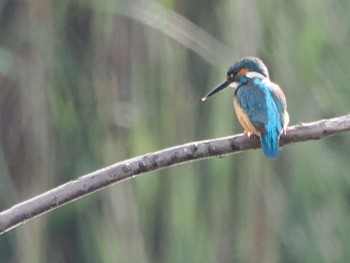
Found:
202,57 -> 289,158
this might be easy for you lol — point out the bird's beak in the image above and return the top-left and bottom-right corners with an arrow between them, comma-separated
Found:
201,79 -> 232,101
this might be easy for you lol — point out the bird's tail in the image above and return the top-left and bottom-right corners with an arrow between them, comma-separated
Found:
261,131 -> 279,158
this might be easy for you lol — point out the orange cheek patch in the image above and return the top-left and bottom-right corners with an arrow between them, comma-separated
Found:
237,67 -> 249,76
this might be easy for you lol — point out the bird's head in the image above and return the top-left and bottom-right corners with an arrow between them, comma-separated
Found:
202,57 -> 269,101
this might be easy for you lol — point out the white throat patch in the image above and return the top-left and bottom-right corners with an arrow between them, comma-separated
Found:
229,82 -> 239,88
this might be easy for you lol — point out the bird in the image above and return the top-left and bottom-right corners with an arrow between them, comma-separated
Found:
202,57 -> 289,158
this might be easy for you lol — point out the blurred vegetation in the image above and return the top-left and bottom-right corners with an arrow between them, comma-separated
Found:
1,0 -> 350,262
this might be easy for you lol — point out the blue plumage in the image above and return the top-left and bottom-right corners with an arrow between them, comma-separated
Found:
236,78 -> 283,158
202,57 -> 289,159
260,89 -> 281,158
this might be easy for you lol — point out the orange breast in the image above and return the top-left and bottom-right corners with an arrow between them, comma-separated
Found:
233,96 -> 261,137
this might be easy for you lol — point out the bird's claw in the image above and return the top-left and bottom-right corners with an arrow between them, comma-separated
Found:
243,130 -> 252,138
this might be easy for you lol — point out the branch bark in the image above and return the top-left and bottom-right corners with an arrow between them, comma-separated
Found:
1,114 -> 350,235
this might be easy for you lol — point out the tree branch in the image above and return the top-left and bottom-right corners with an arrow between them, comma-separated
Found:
1,114 -> 350,235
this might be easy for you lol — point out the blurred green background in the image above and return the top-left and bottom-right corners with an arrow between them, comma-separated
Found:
1,0 -> 350,262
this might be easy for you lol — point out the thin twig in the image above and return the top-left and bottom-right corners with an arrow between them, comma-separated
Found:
0,114 -> 350,235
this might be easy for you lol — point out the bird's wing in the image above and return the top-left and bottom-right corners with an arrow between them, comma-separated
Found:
268,82 -> 289,130
235,82 -> 269,134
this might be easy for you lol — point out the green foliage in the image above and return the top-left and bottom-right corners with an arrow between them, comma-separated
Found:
1,0 -> 350,262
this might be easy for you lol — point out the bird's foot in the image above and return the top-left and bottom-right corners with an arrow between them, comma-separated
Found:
243,130 -> 252,138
